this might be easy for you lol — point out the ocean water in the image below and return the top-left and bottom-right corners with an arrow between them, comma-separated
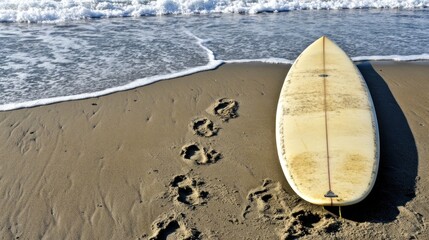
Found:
0,0 -> 428,110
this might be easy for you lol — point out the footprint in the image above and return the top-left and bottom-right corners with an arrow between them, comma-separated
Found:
242,179 -> 295,222
180,143 -> 221,165
189,117 -> 218,137
281,209 -> 342,240
169,174 -> 209,207
243,180 -> 342,239
147,212 -> 201,240
207,98 -> 239,122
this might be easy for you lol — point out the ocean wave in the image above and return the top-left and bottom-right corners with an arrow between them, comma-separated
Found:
1,0 -> 428,23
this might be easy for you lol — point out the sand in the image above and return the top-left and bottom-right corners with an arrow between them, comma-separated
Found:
0,61 -> 428,239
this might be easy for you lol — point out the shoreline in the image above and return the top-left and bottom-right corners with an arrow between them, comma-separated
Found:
0,61 -> 428,239
1,59 -> 429,112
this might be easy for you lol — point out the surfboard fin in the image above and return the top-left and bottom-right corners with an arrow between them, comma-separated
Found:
324,190 -> 338,198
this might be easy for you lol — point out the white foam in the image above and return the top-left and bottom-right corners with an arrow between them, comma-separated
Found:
225,54 -> 429,64
226,58 -> 294,64
352,54 -> 429,61
1,0 -> 428,23
0,60 -> 223,111
184,30 -> 217,62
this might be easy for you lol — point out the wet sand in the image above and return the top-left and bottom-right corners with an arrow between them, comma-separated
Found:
0,61 -> 428,239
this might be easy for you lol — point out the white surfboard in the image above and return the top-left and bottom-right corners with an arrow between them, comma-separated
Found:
276,36 -> 379,206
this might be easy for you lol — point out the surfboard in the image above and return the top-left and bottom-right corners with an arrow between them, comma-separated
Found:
276,36 -> 379,206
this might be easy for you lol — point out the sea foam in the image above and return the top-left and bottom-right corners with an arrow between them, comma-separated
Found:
1,0 -> 428,23
0,60 -> 224,111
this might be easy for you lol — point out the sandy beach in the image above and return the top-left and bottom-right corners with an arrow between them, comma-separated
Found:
0,61 -> 428,239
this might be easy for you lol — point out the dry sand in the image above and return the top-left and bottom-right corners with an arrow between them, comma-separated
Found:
0,61 -> 428,239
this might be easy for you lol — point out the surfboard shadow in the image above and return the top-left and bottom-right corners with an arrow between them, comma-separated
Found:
332,62 -> 418,223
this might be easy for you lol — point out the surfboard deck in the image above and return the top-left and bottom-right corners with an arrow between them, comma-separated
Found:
276,36 -> 379,206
